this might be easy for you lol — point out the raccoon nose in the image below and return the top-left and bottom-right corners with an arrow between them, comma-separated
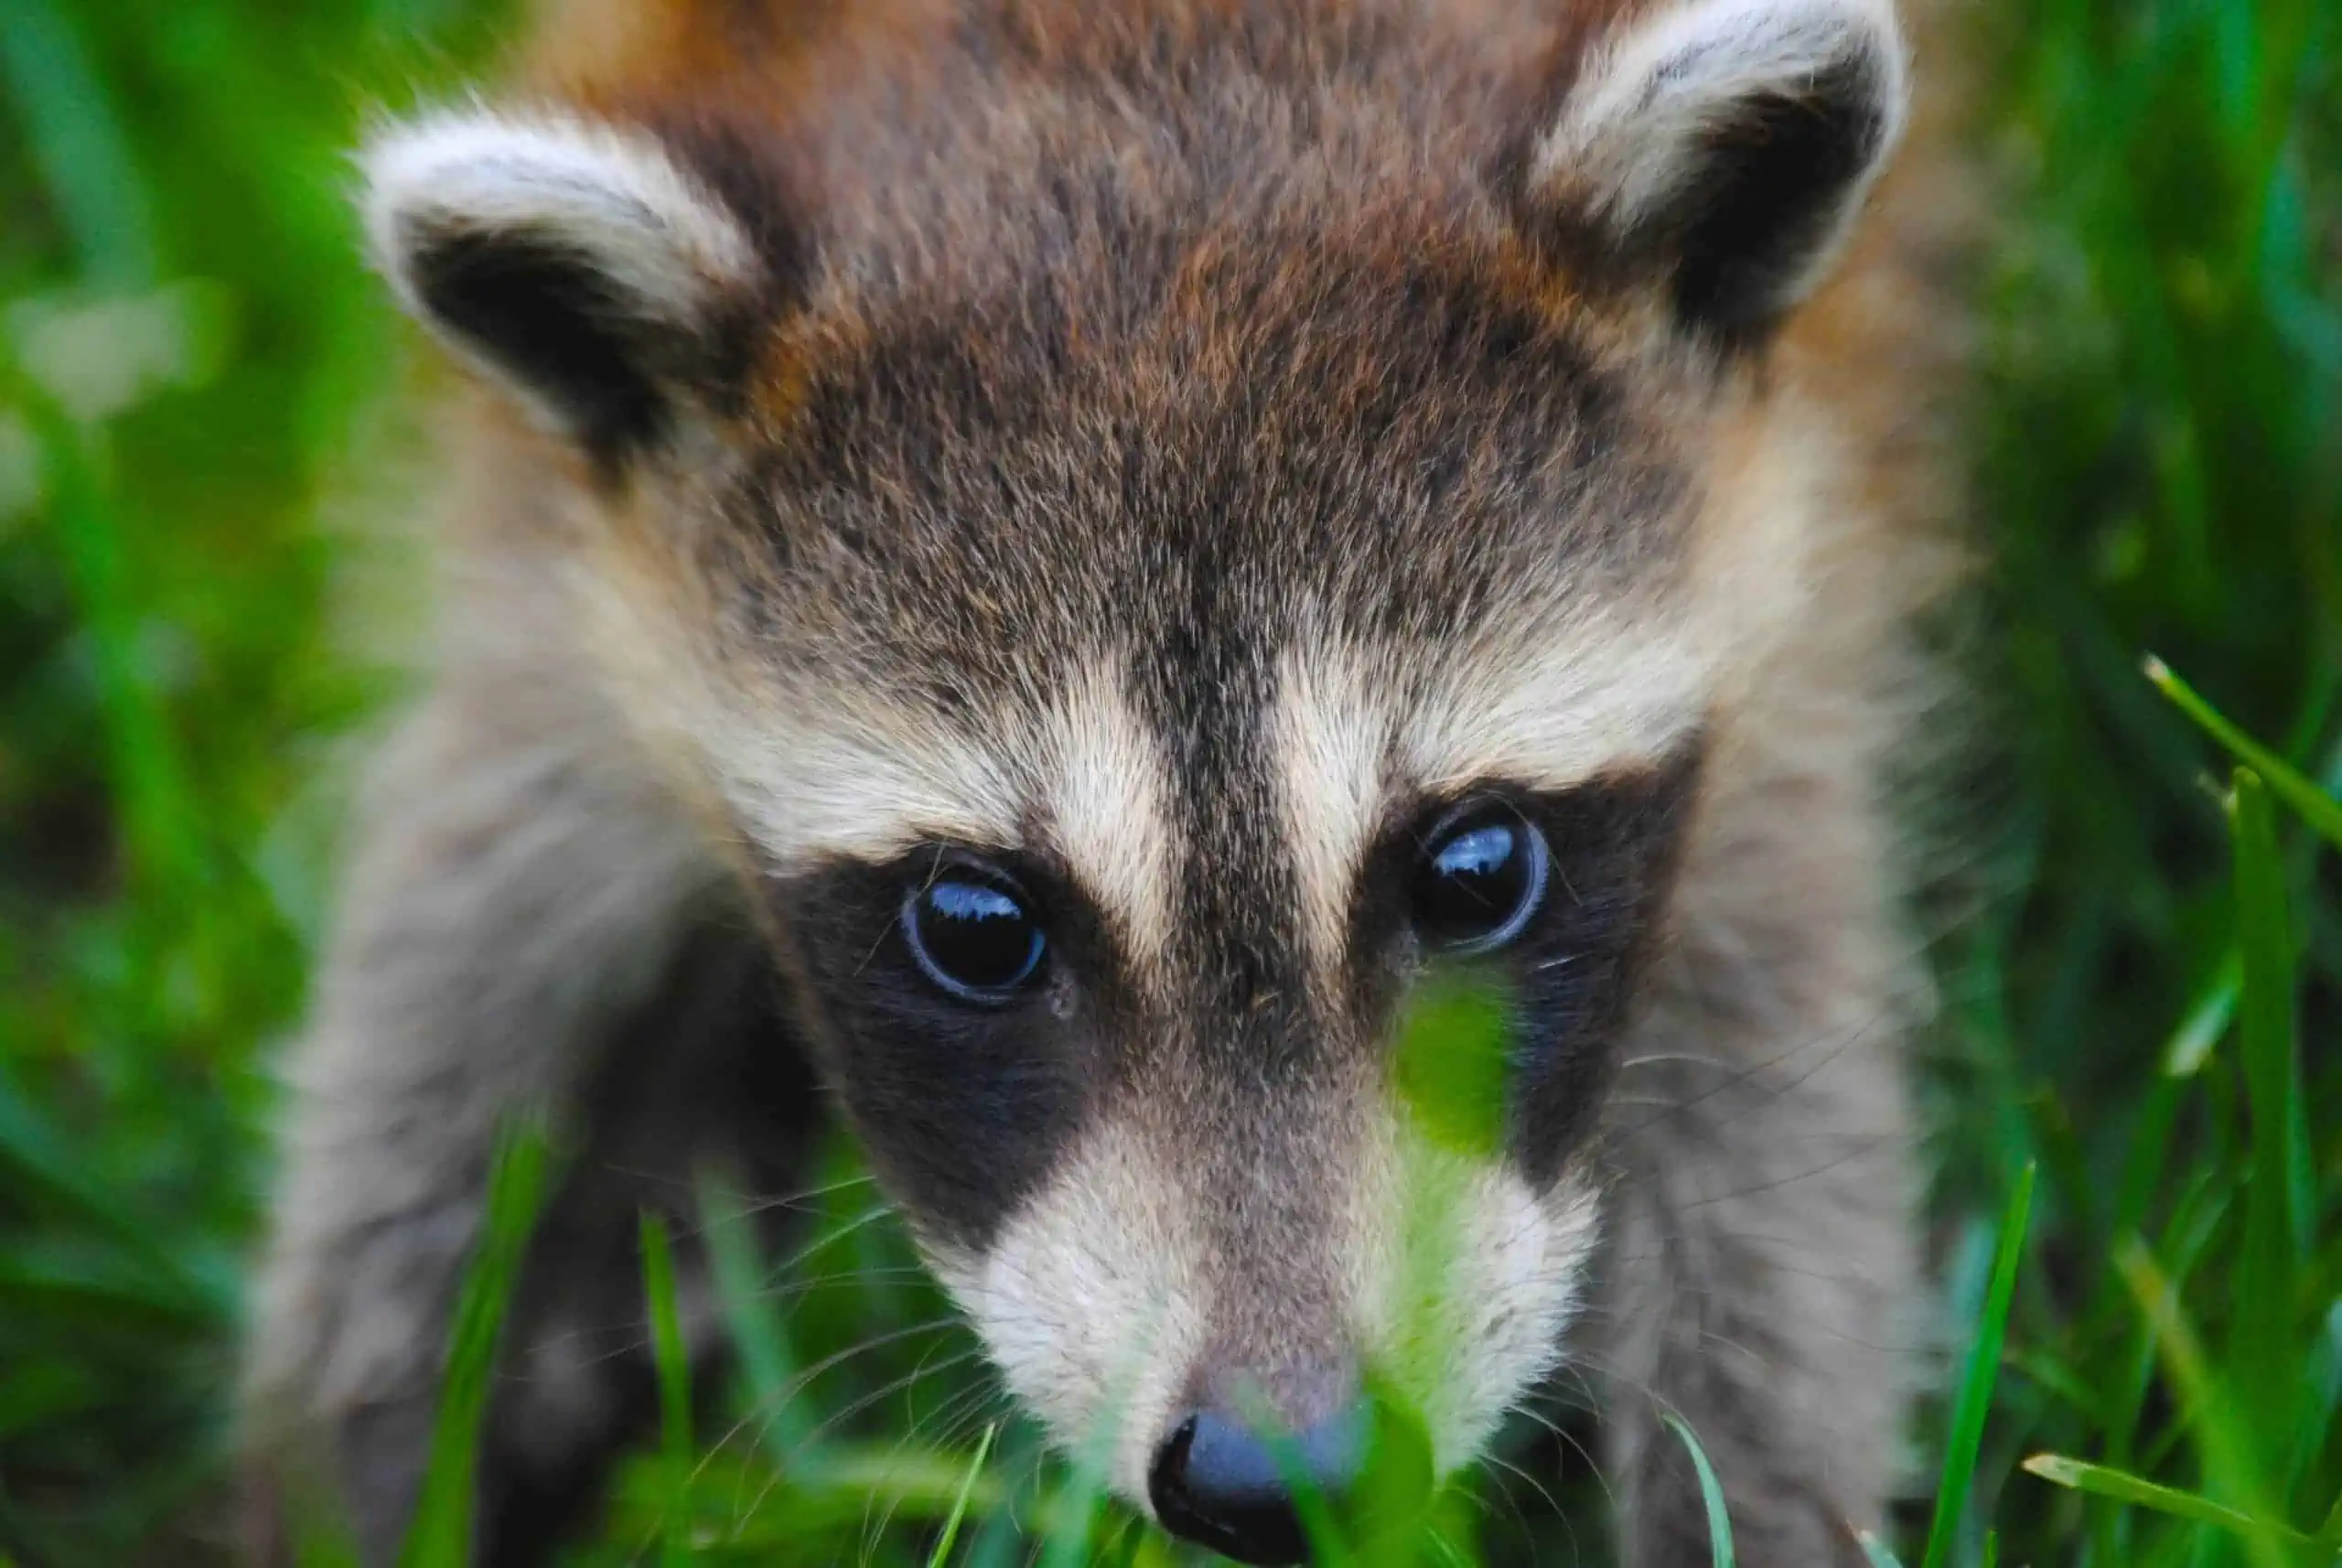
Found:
1146,1396 -> 1367,1565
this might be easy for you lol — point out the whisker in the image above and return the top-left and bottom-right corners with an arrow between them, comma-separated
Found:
857,1379 -> 1015,1554
1668,1129 -> 1907,1214
1603,1004 -> 1896,1148
694,1315 -> 965,1500
764,1198 -> 909,1285
715,1168 -> 884,1225
787,1346 -> 986,1463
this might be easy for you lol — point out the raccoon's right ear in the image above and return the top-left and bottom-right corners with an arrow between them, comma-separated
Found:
362,113 -> 781,457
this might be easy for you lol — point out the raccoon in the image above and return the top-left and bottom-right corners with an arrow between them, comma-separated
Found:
244,0 -> 1971,1562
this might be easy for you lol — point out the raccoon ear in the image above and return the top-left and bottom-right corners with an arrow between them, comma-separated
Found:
362,113 -> 772,456
1527,0 -> 1908,344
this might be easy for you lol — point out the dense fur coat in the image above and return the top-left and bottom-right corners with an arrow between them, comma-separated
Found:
245,0 -> 1971,1562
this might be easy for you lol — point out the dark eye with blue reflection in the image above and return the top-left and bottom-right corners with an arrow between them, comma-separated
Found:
1411,802 -> 1551,952
902,867 -> 1047,1002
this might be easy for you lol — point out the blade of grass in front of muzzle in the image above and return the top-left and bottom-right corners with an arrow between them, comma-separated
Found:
400,1119 -> 549,1568
1919,1161 -> 2034,1568
1241,1393 -> 1350,1565
1660,1410 -> 1735,1568
1391,973 -> 1511,1159
1388,972 -> 1508,1464
1244,1378 -> 1440,1567
639,1210 -> 693,1568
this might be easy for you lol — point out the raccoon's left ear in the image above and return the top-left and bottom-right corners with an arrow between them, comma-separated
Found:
1524,0 -> 1908,345
361,112 -> 782,457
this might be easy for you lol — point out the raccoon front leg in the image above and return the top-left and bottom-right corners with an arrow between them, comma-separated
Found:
1593,970 -> 1919,1568
473,922 -> 824,1566
243,668 -> 725,1563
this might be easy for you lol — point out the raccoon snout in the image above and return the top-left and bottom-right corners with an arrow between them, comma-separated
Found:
1146,1377 -> 1370,1565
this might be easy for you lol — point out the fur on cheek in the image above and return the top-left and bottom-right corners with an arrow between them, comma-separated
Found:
921,1125 -> 1211,1503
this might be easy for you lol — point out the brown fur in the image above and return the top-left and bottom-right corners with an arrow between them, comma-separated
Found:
248,1 -> 1973,1563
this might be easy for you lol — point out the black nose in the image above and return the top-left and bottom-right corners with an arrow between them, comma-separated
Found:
1146,1399 -> 1366,1565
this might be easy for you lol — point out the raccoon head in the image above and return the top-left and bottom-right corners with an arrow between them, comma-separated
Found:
365,0 -> 1906,1557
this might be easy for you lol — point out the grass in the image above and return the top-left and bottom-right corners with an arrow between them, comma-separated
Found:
403,1124 -> 549,1568
0,0 -> 2337,1563
1659,1414 -> 1735,1568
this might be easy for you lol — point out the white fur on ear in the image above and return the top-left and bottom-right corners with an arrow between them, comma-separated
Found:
360,112 -> 764,443
1532,0 -> 1909,331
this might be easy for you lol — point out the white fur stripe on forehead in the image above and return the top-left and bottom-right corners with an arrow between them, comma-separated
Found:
1403,613 -> 1708,789
1274,623 -> 1706,964
697,659 -> 1178,964
711,696 -> 1022,864
1273,650 -> 1392,970
1036,662 -> 1180,970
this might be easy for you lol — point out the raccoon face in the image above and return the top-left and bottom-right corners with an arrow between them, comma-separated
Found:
365,0 -> 1905,1553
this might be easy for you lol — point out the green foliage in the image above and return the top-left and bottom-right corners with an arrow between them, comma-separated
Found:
639,1212 -> 695,1568
1660,1413 -> 1735,1568
403,1124 -> 548,1568
1921,1166 -> 2035,1568
1,0 -> 2337,1564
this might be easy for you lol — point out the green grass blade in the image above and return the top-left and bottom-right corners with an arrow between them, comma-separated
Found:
0,0 -> 159,285
2162,955 -> 2239,1077
2148,659 -> 2342,849
1920,1163 -> 2035,1568
2226,768 -> 2306,1449
696,1173 -> 815,1460
639,1211 -> 693,1568
400,1121 -> 551,1568
2112,1240 -> 2294,1568
1661,1411 -> 1735,1568
2022,1455 -> 2308,1545
926,1423 -> 1000,1568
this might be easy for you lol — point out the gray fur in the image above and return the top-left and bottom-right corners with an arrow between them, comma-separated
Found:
247,0 -> 1970,1562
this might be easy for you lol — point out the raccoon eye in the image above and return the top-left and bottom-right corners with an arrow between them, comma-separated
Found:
902,866 -> 1047,1003
1412,801 -> 1550,953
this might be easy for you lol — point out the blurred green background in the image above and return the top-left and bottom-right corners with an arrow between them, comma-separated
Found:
0,0 -> 2335,1564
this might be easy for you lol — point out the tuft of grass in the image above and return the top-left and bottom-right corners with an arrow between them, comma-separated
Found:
1921,1165 -> 2035,1568
401,1122 -> 548,1568
639,1212 -> 694,1568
